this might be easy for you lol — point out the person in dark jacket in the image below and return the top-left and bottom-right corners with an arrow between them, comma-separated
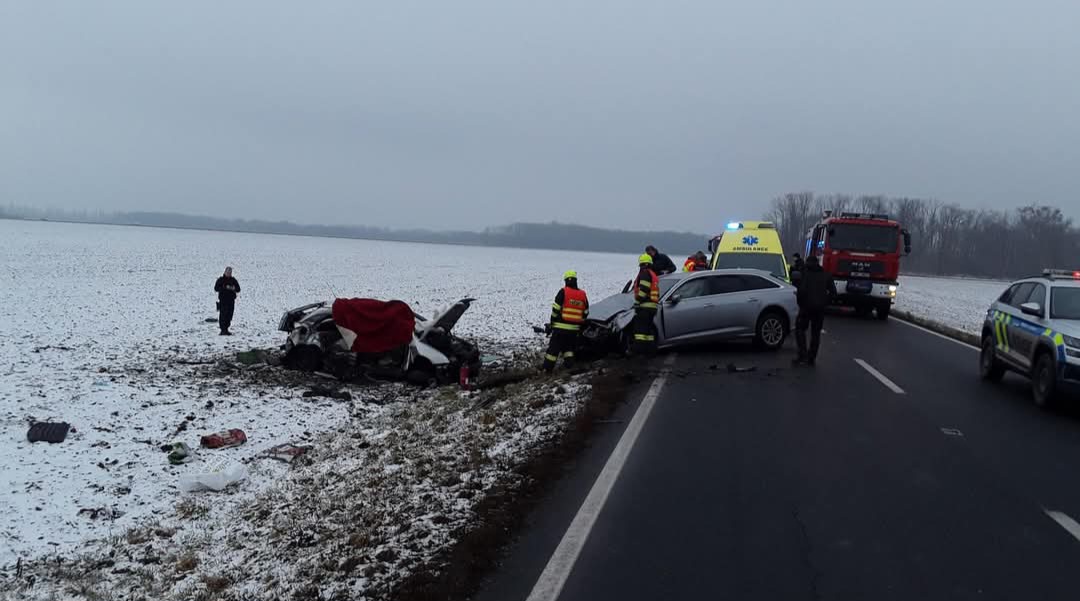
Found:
543,271 -> 589,373
214,267 -> 241,336
645,245 -> 677,275
793,256 -> 835,366
790,253 -> 806,284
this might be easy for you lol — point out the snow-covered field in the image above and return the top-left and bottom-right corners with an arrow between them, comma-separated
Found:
0,220 -> 634,575
1,219 -> 1006,598
897,275 -> 1008,335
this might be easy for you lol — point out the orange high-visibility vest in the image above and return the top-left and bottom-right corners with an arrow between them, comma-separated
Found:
635,268 -> 660,309
553,287 -> 589,330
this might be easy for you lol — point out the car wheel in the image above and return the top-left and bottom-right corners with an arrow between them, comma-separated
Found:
754,311 -> 787,351
875,302 -> 891,320
979,336 -> 1005,382
1032,352 -> 1060,409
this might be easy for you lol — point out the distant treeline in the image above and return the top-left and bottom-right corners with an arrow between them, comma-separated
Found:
0,206 -> 707,256
768,192 -> 1079,279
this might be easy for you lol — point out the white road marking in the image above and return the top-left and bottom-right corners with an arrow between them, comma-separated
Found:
526,353 -> 677,601
854,358 -> 906,394
892,317 -> 979,351
1044,509 -> 1080,543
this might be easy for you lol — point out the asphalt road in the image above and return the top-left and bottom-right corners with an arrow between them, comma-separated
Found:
474,314 -> 1080,601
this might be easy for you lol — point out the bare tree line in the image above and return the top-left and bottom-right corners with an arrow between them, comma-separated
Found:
767,192 -> 1079,279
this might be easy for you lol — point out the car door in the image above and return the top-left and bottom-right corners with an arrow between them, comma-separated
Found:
1000,282 -> 1035,367
658,276 -> 719,344
1011,282 -> 1048,370
707,275 -> 767,339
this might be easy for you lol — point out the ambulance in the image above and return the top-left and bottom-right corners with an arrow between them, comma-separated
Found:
708,221 -> 790,281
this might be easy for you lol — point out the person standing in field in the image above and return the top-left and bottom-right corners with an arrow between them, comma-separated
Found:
214,266 -> 241,336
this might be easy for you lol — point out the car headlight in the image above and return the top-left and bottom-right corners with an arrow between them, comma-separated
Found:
888,285 -> 898,292
1063,334 -> 1080,349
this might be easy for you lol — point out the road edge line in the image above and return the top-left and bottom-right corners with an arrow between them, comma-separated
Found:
525,353 -> 677,601
890,312 -> 979,351
1045,509 -> 1080,543
854,358 -> 906,394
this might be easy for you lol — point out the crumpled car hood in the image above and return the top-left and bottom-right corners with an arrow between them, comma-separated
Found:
587,292 -> 635,323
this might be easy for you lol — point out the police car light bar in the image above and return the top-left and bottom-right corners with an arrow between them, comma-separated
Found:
1043,268 -> 1080,279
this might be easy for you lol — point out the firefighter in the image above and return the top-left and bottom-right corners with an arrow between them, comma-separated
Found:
543,270 -> 589,373
793,255 -> 836,367
632,254 -> 660,355
683,251 -> 708,272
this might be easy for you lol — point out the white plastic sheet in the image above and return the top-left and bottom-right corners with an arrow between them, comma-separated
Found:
179,462 -> 248,492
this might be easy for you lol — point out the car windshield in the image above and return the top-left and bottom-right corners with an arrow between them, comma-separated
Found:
1051,287 -> 1080,320
827,224 -> 898,253
712,253 -> 787,279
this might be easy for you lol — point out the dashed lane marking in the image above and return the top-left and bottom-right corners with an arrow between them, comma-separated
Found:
854,358 -> 906,394
1045,509 -> 1080,544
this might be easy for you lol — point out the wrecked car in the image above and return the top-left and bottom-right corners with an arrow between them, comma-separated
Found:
580,269 -> 798,353
278,298 -> 481,384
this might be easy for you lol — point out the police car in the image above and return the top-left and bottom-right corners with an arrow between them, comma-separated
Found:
980,269 -> 1080,407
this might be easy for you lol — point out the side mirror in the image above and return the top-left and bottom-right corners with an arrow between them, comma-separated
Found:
667,294 -> 681,306
1020,302 -> 1044,318
902,230 -> 912,256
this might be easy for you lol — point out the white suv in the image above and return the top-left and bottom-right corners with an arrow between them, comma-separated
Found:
979,269 -> 1080,407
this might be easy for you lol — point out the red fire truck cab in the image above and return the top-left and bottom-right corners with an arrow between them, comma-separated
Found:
804,212 -> 912,320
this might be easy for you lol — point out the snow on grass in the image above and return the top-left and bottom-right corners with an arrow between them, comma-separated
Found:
1,219 -> 641,567
897,275 -> 1008,335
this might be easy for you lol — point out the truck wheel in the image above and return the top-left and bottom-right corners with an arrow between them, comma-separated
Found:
875,303 -> 891,320
1032,352 -> 1060,409
753,311 -> 787,351
854,305 -> 873,318
979,335 -> 1005,382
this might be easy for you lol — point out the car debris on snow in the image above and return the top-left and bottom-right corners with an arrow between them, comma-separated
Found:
279,298 -> 482,385
263,443 -> 312,463
199,429 -> 247,449
26,422 -> 72,444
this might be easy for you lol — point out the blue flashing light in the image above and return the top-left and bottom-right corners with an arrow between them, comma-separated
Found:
726,222 -> 741,230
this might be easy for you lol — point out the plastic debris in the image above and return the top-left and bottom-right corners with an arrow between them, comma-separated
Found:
179,462 -> 248,492
166,442 -> 193,465
302,387 -> 351,401
27,422 -> 71,443
200,429 -> 247,449
265,443 -> 312,463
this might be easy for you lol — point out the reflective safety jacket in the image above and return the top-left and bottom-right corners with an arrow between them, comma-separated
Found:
635,267 -> 660,310
683,257 -> 697,272
552,286 -> 590,331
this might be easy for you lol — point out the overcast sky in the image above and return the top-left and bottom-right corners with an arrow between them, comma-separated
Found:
2,1 -> 1078,231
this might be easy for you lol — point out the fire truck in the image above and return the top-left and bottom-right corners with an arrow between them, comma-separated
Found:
804,211 -> 912,320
